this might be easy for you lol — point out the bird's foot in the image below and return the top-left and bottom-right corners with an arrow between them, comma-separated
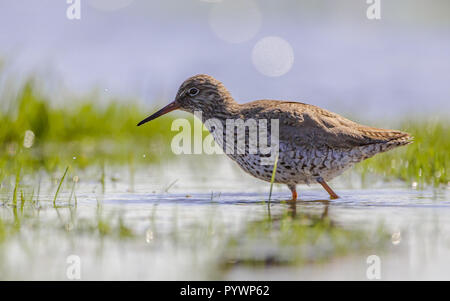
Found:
316,177 -> 339,200
329,193 -> 339,200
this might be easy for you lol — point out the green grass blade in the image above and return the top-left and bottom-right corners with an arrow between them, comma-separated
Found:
12,166 -> 21,207
53,167 -> 69,207
268,154 -> 279,204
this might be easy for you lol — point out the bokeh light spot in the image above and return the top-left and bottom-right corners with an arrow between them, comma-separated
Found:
252,36 -> 294,77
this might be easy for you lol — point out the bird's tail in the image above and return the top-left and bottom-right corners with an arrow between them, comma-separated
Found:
352,130 -> 413,163
380,132 -> 413,153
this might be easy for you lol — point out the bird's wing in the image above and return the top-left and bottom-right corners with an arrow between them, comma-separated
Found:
242,100 -> 411,149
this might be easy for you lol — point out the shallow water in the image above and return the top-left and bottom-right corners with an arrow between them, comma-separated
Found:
0,158 -> 449,280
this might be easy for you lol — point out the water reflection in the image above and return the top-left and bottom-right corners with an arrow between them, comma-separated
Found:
221,199 -> 387,269
0,184 -> 449,280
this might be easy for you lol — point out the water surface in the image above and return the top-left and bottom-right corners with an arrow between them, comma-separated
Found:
0,161 -> 448,280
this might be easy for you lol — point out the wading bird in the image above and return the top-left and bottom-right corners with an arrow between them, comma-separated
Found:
138,74 -> 411,200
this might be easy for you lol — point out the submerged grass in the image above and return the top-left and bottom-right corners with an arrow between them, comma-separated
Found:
221,204 -> 389,267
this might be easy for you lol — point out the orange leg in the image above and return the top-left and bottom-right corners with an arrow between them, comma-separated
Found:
287,184 -> 297,201
317,177 -> 339,199
291,190 -> 297,201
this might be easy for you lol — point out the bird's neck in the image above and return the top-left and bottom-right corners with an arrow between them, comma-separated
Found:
200,96 -> 241,122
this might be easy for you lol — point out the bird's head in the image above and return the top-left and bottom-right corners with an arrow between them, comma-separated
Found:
137,74 -> 236,126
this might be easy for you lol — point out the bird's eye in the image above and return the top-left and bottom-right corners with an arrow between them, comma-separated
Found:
188,87 -> 199,97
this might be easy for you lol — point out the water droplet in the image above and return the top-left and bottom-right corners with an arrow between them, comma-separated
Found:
23,130 -> 35,148
391,231 -> 401,245
145,229 -> 154,243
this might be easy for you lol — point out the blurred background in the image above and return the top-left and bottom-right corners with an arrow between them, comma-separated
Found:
1,0 -> 449,120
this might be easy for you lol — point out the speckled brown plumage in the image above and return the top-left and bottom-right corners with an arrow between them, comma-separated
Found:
138,74 -> 413,200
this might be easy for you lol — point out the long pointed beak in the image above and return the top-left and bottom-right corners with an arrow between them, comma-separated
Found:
137,101 -> 180,126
